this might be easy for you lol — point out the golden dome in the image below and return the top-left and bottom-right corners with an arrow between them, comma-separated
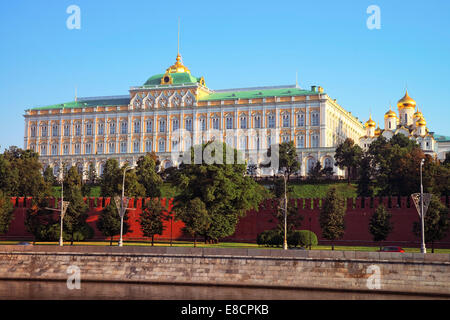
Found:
414,109 -> 423,118
365,116 -> 376,128
375,126 -> 381,136
416,117 -> 426,127
397,90 -> 416,109
384,109 -> 397,119
165,53 -> 190,74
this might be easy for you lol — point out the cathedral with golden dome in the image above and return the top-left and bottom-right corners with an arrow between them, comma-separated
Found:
359,90 -> 437,157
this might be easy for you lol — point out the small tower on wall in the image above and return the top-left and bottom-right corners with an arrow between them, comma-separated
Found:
384,106 -> 397,131
397,90 -> 416,126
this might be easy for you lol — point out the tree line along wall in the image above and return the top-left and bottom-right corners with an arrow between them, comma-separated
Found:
3,196 -> 450,248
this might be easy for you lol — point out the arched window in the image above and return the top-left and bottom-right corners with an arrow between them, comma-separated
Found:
97,143 -> 104,154
109,142 -> 115,154
109,122 -> 116,134
120,142 -> 127,153
240,116 -> 247,129
159,139 -> 165,152
51,144 -> 58,155
121,121 -> 128,134
172,118 -> 179,131
86,123 -> 92,136
324,157 -> 333,168
254,116 -> 261,128
145,140 -> 152,152
146,120 -> 153,133
297,113 -> 305,127
311,113 -> 320,126
159,119 -> 166,133
164,161 -> 172,169
268,115 -> 275,128
199,118 -> 206,131
133,141 -> 140,153
307,158 -> 316,173
282,114 -> 290,128
297,136 -> 304,148
212,118 -> 220,130
172,138 -> 179,151
226,117 -> 233,129
134,121 -> 140,133
185,118 -> 193,131
99,163 -> 105,176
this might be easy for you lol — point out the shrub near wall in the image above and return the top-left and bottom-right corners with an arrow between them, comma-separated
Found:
257,229 -> 318,248
289,230 -> 318,248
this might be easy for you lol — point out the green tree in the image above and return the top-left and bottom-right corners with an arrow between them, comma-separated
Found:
319,187 -> 346,250
140,198 -> 166,246
82,162 -> 98,197
369,204 -> 393,249
334,138 -> 362,184
308,161 -> 323,182
443,152 -> 450,166
247,163 -> 258,177
1,147 -> 51,198
43,166 -> 56,186
63,167 -> 91,245
25,198 -> 58,244
96,201 -> 130,246
0,155 -> 16,195
100,159 -> 145,198
136,153 -> 163,197
175,198 -> 211,247
122,165 -> 146,198
413,195 -> 449,253
171,141 -> 264,242
0,191 -> 14,235
357,153 -> 376,197
367,134 -> 425,196
263,141 -> 300,180
100,159 -> 122,197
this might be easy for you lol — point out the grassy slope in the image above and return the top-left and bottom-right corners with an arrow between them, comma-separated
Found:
53,182 -> 357,199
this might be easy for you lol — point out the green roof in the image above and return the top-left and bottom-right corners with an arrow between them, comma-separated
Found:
29,87 -> 322,110
143,72 -> 201,86
30,97 -> 130,111
199,87 -> 321,101
435,134 -> 450,142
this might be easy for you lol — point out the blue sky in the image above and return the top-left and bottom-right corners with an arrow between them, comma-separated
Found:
0,0 -> 449,149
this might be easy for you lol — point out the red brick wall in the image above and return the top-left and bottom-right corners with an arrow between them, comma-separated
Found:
3,196 -> 450,248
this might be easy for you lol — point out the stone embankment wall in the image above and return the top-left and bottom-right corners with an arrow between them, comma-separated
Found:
0,246 -> 449,296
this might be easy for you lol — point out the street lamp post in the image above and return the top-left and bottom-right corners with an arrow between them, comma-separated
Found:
309,216 -> 312,250
420,159 -> 426,254
118,165 -> 132,247
280,168 -> 288,250
46,168 -> 69,247
59,173 -> 64,246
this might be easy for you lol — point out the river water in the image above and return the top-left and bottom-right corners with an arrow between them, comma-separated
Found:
0,280 -> 445,300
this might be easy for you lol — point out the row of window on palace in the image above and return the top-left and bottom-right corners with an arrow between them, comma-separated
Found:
28,113 -> 321,138
45,155 -> 335,177
30,133 -> 321,156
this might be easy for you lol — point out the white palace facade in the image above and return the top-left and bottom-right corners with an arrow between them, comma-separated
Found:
23,53 -> 366,178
